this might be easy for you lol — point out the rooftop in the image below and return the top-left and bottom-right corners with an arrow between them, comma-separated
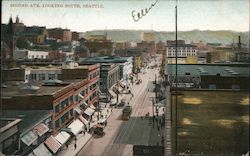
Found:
166,64 -> 249,77
1,81 -> 71,97
82,56 -> 130,64
1,110 -> 52,135
166,44 -> 196,47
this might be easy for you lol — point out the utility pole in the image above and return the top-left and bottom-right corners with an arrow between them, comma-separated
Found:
97,91 -> 100,120
175,1 -> 178,155
149,97 -> 155,127
116,81 -> 119,104
155,74 -> 157,102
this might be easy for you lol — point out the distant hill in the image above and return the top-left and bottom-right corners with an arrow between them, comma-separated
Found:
85,30 -> 249,45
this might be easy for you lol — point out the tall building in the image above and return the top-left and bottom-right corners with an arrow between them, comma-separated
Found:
166,40 -> 197,64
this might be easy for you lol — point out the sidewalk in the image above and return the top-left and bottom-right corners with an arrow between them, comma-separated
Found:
58,93 -> 129,156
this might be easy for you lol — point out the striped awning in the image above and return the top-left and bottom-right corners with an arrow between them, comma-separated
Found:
79,115 -> 89,125
33,123 -> 49,137
33,143 -> 52,156
55,131 -> 70,145
21,131 -> 38,146
44,136 -> 61,154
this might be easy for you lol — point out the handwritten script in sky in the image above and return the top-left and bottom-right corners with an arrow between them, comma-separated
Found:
131,0 -> 158,22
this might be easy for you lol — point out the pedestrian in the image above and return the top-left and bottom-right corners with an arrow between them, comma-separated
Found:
107,109 -> 109,114
74,137 -> 77,142
66,143 -> 68,149
74,143 -> 77,150
88,122 -> 90,128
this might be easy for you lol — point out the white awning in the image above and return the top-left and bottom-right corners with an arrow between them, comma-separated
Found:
27,152 -> 35,156
55,131 -> 70,145
33,123 -> 49,137
21,131 -> 38,146
74,106 -> 82,114
33,143 -> 52,156
44,136 -> 61,154
84,107 -> 95,116
108,89 -> 116,98
90,104 -> 96,110
119,81 -> 126,88
68,119 -> 84,135
79,115 -> 89,125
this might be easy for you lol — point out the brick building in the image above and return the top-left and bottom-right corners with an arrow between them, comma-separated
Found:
47,28 -> 72,42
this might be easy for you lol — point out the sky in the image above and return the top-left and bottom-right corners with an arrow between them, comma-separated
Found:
1,0 -> 249,32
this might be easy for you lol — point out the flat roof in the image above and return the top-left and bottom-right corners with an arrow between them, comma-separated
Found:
82,56 -> 129,63
166,64 -> 249,77
1,81 -> 73,97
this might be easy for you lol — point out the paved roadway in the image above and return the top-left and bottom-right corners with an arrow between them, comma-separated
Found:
77,61 -> 163,156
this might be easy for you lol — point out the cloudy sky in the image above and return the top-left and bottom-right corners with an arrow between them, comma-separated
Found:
2,0 -> 249,32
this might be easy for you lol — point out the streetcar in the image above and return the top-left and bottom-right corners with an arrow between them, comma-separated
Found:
122,105 -> 132,120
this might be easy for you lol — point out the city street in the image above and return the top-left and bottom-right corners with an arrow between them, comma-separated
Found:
77,60 -> 164,156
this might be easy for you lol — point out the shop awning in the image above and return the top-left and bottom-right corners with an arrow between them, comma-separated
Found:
90,104 -> 96,110
55,131 -> 70,145
44,136 -> 61,154
21,131 -> 38,146
33,143 -> 52,156
27,152 -> 35,156
33,123 -> 49,137
119,82 -> 126,88
108,89 -> 116,99
112,87 -> 119,94
68,119 -> 84,135
74,106 -> 82,114
79,115 -> 89,125
84,107 -> 95,116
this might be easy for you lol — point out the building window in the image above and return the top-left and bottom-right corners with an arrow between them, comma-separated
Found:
61,98 -> 69,109
38,74 -> 46,81
48,74 -> 55,80
70,109 -> 73,116
69,96 -> 73,104
209,84 -> 216,90
55,119 -> 60,129
55,105 -> 60,113
30,74 -> 37,80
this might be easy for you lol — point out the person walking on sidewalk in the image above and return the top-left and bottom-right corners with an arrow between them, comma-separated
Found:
74,143 -> 77,150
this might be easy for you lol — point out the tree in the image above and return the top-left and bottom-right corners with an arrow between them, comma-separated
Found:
16,38 -> 30,49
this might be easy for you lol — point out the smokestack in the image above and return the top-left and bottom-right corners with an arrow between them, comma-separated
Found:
238,36 -> 241,49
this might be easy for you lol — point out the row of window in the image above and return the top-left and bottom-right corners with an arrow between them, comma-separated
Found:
89,70 -> 99,80
55,109 -> 74,129
55,96 -> 73,114
89,82 -> 98,91
29,73 -> 60,81
167,50 -> 196,52
28,55 -> 48,59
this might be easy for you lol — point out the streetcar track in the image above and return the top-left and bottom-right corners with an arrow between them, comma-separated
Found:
104,69 -> 157,156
